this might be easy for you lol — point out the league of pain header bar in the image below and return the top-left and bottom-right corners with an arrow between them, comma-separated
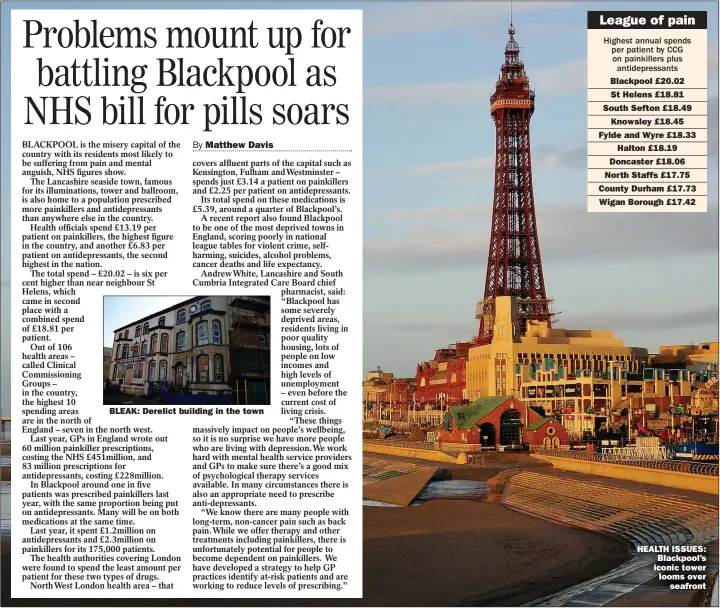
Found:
588,12 -> 708,29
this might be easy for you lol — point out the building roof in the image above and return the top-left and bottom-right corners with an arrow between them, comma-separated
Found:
449,396 -> 513,430
526,417 -> 554,431
112,296 -> 206,332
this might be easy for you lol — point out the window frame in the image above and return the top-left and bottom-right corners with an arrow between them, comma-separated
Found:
196,321 -> 209,347
213,355 -> 223,383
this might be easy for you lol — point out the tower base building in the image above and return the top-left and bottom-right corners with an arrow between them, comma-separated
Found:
465,297 -> 649,435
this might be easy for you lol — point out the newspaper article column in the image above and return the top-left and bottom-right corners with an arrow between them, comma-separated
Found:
10,9 -> 362,599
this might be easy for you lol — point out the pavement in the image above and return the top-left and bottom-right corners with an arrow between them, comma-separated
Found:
362,455 -> 438,506
534,468 -> 719,506
531,542 -> 719,607
103,392 -> 165,405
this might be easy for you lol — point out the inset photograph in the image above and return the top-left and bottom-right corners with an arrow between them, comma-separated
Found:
104,296 -> 270,406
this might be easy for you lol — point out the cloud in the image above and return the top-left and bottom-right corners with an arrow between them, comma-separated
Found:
388,156 -> 495,176
378,204 -> 483,221
387,145 -> 586,176
364,2 -> 572,38
365,59 -> 587,105
560,308 -> 719,332
365,202 -> 719,273
370,307 -> 719,337
375,320 -> 476,334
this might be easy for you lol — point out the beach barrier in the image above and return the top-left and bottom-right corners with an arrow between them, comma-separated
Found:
531,449 -> 718,494
531,447 -> 719,475
363,439 -> 435,450
362,441 -> 467,464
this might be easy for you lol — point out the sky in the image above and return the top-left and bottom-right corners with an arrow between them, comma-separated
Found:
104,296 -> 190,346
2,1 -> 719,403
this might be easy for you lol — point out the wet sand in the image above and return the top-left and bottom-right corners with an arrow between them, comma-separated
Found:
363,500 -> 629,607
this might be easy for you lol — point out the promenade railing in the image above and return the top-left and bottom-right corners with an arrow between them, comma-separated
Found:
531,447 -> 719,476
362,439 -> 435,451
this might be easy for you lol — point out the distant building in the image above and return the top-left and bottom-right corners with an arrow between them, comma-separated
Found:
416,343 -> 470,407
227,296 -> 271,405
387,378 -> 415,409
651,343 -> 719,375
103,347 -> 112,382
362,369 -> 415,415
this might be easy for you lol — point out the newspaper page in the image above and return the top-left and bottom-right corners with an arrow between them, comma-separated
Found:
5,5 -> 362,601
2,1 -> 719,608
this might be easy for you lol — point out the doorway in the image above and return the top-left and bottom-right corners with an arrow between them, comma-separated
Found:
500,409 -> 523,445
479,423 -> 496,447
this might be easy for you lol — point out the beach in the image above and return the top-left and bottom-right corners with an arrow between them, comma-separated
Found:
363,500 -> 629,607
0,443 -> 630,607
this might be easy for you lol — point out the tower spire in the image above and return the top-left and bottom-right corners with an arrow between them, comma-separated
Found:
476,21 -> 554,344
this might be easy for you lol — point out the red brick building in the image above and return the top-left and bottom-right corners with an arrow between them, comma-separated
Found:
436,395 -> 569,447
386,378 -> 415,410
416,342 -> 472,407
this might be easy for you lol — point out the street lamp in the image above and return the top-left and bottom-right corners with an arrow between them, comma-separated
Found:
668,379 -> 676,439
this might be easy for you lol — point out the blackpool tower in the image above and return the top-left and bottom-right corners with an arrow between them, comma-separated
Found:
476,22 -> 554,343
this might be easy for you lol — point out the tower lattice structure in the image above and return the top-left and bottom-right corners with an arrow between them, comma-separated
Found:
476,23 -> 553,343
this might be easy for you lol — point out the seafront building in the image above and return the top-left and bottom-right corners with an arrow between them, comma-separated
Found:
103,347 -> 112,383
435,396 -> 570,447
362,369 -> 416,412
468,297 -> 651,436
109,295 -> 270,404
651,342 -> 719,376
411,297 -> 716,438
